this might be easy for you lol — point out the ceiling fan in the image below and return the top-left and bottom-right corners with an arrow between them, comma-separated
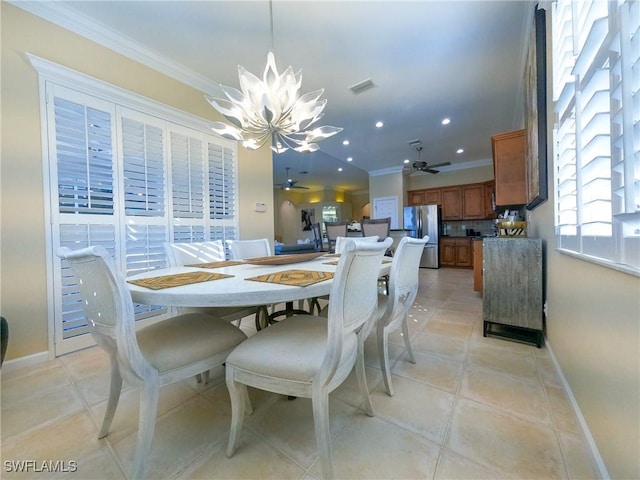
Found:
405,145 -> 451,175
275,167 -> 309,190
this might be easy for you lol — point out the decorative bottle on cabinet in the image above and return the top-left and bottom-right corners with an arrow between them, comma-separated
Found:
482,238 -> 543,347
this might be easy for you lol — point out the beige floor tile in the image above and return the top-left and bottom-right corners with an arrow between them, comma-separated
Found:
1,385 -> 85,440
0,358 -> 60,384
535,353 -> 564,389
362,337 -> 404,369
411,332 -> 468,361
447,398 -> 565,479
181,429 -> 306,480
370,375 -> 455,445
460,364 -> 553,426
433,308 -> 478,326
467,341 -> 538,380
392,349 -> 464,393
309,415 -> 440,479
330,365 -> 383,409
111,396 -> 231,479
545,383 -> 583,436
74,370 -> 132,407
58,346 -> 110,380
243,396 -> 358,469
90,380 -> 201,443
558,430 -> 601,480
1,364 -> 71,406
421,317 -> 474,341
435,448 -> 506,479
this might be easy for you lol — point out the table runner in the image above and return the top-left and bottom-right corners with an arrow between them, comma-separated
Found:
186,260 -> 245,268
128,271 -> 233,290
245,269 -> 334,287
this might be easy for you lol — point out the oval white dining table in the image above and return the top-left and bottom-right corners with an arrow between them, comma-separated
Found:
127,255 -> 391,311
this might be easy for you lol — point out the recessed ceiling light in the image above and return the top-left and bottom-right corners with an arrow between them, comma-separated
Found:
457,148 -> 464,154
338,167 -> 343,172
347,157 -> 353,162
403,159 -> 410,164
375,121 -> 384,128
441,118 -> 451,125
342,140 -> 350,146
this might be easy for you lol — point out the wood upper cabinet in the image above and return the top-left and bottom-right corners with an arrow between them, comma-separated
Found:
441,187 -> 462,220
484,181 -> 496,218
492,130 -> 527,206
424,188 -> 442,205
462,184 -> 485,219
407,189 -> 425,206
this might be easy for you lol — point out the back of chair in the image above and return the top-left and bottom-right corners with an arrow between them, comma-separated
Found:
226,238 -> 271,260
361,217 -> 391,241
164,240 -> 225,267
334,235 -> 379,255
383,236 -> 429,325
324,221 -> 348,252
57,246 -> 151,379
310,223 -> 323,251
327,237 -> 393,336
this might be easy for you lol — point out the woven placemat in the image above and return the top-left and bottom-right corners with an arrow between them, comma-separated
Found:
128,271 -> 233,290
245,269 -> 334,287
186,260 -> 244,268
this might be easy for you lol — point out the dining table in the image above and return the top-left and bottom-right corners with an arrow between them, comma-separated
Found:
126,252 -> 392,329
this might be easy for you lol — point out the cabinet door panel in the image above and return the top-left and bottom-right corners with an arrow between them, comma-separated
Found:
462,184 -> 484,219
424,188 -> 442,205
440,241 -> 456,265
441,187 -> 462,219
407,190 -> 425,206
492,130 -> 527,206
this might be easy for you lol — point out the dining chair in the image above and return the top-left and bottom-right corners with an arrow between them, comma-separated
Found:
226,238 -> 271,260
311,222 -> 324,251
324,221 -> 348,253
225,238 -> 393,480
163,240 -> 267,332
376,236 -> 429,396
361,217 -> 392,249
334,235 -> 379,254
57,246 -> 247,479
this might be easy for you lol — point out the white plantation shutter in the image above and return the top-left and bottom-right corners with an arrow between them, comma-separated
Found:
552,0 -> 639,274
37,66 -> 240,356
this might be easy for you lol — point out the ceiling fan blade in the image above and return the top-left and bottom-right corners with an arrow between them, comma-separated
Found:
426,169 -> 440,174
291,185 -> 309,189
428,161 -> 451,169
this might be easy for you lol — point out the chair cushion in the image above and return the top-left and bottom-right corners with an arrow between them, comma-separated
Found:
226,315 -> 357,383
136,313 -> 247,374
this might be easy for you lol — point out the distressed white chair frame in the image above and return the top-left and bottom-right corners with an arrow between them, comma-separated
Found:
376,236 -> 429,396
57,246 -> 247,479
334,235 -> 379,254
224,238 -> 393,480
226,238 -> 271,260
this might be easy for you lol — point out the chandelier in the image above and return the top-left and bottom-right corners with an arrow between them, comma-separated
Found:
206,1 -> 342,154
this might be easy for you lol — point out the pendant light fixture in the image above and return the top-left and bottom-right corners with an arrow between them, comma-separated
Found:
206,0 -> 342,153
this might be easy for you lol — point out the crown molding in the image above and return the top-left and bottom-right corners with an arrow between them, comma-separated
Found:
8,0 -> 220,95
370,158 -> 492,177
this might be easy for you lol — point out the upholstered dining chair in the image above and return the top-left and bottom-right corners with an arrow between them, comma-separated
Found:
226,238 -> 271,260
334,235 -> 379,254
163,240 -> 266,332
361,217 -> 392,250
376,236 -> 428,396
324,221 -> 348,253
224,238 -> 393,480
57,246 -> 247,479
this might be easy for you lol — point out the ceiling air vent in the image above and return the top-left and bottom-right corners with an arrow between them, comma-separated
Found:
349,78 -> 375,95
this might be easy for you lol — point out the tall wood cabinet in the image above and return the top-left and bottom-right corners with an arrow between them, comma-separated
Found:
482,238 -> 543,347
491,130 -> 527,206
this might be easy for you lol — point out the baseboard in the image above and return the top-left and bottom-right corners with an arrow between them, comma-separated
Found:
0,350 -> 50,374
545,338 -> 610,479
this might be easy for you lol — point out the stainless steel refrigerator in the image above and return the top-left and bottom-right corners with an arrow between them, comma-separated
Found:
403,205 -> 440,268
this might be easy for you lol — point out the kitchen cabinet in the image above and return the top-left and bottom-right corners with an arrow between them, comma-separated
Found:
484,181 -> 496,218
424,188 -> 442,205
407,189 -> 425,206
462,184 -> 485,219
440,237 -> 472,267
482,238 -> 543,347
441,187 -> 462,220
473,239 -> 483,292
491,130 -> 527,206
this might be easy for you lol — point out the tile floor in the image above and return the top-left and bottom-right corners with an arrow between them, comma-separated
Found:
1,268 -> 601,479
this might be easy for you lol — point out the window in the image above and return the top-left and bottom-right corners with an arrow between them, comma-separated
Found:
552,0 -> 639,275
30,55 -> 239,355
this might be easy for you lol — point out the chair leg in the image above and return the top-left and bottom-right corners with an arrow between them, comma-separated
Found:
355,338 -> 374,416
377,323 -> 394,397
225,368 -> 247,457
401,315 -> 416,364
98,353 -> 123,439
131,380 -> 160,479
312,387 -> 334,480
254,305 -> 269,330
